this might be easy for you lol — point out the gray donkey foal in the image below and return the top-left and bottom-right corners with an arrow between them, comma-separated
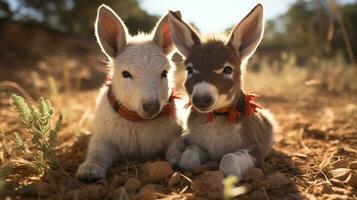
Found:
166,4 -> 275,180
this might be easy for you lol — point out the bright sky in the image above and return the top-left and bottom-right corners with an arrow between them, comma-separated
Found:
140,0 -> 355,34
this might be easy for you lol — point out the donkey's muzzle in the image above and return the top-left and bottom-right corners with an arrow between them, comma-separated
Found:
142,100 -> 161,116
192,95 -> 214,110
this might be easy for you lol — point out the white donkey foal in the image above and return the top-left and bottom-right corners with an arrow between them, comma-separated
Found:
76,5 -> 181,182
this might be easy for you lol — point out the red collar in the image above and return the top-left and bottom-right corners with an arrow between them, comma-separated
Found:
107,84 -> 177,122
185,91 -> 262,124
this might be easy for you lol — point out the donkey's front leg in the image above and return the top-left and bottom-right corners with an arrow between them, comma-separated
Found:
166,137 -> 187,169
179,145 -> 208,170
76,136 -> 118,182
219,149 -> 256,180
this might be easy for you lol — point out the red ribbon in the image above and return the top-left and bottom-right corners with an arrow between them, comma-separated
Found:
185,93 -> 262,124
107,84 -> 176,122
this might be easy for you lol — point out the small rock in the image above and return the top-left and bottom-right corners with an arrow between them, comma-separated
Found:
271,189 -> 285,197
248,190 -> 265,200
206,161 -> 219,170
263,173 -> 290,190
192,171 -> 223,199
252,179 -> 265,190
124,177 -> 141,192
19,182 -> 56,197
168,172 -> 181,187
348,161 -> 357,170
36,182 -> 57,197
236,194 -> 250,200
112,175 -> 126,188
192,165 -> 209,174
345,173 -> 357,189
132,184 -> 156,200
107,187 -> 127,200
243,168 -> 264,181
143,161 -> 173,183
64,189 -> 86,200
330,168 -> 352,181
183,171 -> 193,179
64,185 -> 108,200
184,193 -> 199,200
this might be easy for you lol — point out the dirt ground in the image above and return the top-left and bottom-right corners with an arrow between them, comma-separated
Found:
1,83 -> 356,199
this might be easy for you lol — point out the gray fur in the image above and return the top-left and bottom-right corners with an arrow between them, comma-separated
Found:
166,4 -> 275,180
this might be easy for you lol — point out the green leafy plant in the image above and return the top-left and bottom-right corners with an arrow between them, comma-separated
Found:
11,94 -> 62,175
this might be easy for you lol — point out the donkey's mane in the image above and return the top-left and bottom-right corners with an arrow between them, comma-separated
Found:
200,33 -> 228,44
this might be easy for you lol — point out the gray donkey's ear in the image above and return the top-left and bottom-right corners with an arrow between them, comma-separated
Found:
168,11 -> 200,57
95,5 -> 128,58
227,4 -> 264,60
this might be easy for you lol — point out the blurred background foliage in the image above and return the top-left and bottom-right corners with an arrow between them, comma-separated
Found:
260,0 -> 357,64
0,0 -> 158,35
0,0 -> 356,95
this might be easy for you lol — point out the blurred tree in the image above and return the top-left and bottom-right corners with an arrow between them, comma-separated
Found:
0,0 -> 12,18
0,0 -> 158,36
260,0 -> 356,64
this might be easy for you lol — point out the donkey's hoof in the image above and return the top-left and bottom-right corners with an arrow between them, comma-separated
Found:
219,153 -> 243,180
179,145 -> 204,170
76,162 -> 106,182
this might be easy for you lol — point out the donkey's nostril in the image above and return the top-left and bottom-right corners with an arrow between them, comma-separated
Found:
192,95 -> 214,110
142,100 -> 160,116
204,96 -> 212,103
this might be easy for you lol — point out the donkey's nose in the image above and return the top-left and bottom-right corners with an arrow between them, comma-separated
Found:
192,95 -> 213,110
142,100 -> 161,116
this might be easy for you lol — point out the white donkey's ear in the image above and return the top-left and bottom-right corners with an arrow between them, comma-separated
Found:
227,4 -> 264,60
168,11 -> 200,57
152,12 -> 181,54
95,5 -> 128,58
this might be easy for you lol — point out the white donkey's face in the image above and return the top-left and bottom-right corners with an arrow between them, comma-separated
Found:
112,44 -> 171,118
95,5 -> 174,119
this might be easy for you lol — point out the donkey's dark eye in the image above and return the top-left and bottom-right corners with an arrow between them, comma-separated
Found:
223,66 -> 233,75
161,70 -> 167,78
122,71 -> 132,79
186,67 -> 193,74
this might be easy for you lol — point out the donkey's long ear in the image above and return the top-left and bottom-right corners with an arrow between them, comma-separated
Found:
152,12 -> 180,54
168,11 -> 200,57
95,5 -> 128,58
227,4 -> 264,60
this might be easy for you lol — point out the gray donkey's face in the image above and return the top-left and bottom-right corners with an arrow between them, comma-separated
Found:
168,5 -> 264,112
95,5 -> 174,119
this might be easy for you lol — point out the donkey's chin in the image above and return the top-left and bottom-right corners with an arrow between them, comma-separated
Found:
138,111 -> 162,119
192,104 -> 217,113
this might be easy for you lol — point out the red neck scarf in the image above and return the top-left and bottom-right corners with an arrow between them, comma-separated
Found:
107,84 -> 177,122
185,91 -> 262,123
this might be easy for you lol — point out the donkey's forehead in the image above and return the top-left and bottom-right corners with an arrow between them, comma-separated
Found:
114,42 -> 169,70
185,41 -> 240,70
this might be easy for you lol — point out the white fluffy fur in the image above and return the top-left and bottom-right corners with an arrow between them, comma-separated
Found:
76,5 -> 180,181
184,115 -> 244,160
111,42 -> 172,117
